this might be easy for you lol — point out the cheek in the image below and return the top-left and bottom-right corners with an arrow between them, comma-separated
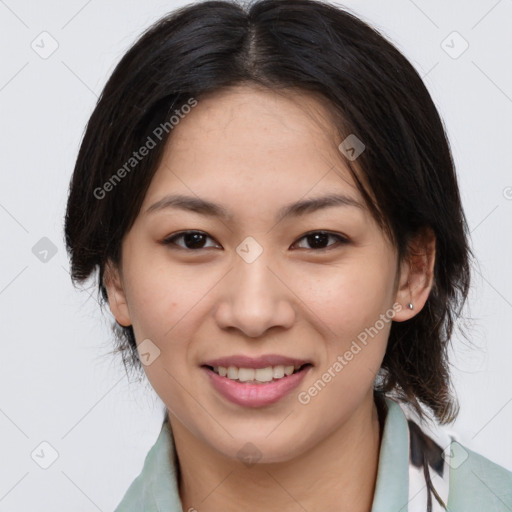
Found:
124,263 -> 204,413
295,263 -> 394,414
123,249 -> 208,338
293,252 -> 396,334
290,251 -> 396,399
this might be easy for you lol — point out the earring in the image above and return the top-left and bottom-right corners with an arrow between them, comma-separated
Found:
407,302 -> 414,310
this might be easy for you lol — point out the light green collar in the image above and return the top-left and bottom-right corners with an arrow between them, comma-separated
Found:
370,397 -> 410,511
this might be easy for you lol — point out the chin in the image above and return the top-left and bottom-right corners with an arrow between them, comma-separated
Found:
211,433 -> 308,466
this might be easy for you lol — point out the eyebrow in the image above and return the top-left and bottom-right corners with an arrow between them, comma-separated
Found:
144,192 -> 365,222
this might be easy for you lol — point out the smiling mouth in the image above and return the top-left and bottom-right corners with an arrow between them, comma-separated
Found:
202,363 -> 312,384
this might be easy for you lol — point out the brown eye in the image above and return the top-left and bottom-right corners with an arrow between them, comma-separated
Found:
292,231 -> 349,251
162,231 -> 220,250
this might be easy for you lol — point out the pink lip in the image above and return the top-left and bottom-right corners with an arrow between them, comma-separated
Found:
202,365 -> 312,407
201,354 -> 311,369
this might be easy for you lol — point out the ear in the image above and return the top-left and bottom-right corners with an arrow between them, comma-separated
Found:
103,260 -> 132,327
392,227 -> 436,322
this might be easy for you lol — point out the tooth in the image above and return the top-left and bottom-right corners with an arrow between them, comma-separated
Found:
238,368 -> 255,382
272,365 -> 285,378
227,366 -> 239,379
254,367 -> 274,382
215,364 -> 303,382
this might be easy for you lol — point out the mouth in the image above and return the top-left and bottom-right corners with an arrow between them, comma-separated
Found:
200,361 -> 313,407
201,362 -> 313,384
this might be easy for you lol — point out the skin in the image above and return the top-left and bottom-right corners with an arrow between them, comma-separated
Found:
104,84 -> 436,512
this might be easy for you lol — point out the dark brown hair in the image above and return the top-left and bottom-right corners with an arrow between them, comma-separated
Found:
64,0 -> 472,425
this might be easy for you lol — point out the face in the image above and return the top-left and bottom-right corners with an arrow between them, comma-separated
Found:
105,84 -> 420,463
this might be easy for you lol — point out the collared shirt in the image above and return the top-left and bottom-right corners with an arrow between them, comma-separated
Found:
113,397 -> 512,511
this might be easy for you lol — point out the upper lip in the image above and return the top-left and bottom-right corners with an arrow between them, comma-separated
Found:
201,354 -> 312,369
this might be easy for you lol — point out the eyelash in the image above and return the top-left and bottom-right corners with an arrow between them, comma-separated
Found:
161,230 -> 349,252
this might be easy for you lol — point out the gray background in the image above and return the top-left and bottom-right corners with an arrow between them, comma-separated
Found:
0,0 -> 511,510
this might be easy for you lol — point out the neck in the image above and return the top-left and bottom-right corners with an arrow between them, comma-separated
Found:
170,391 -> 384,512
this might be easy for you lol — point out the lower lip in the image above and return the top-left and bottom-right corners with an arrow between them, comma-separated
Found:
202,365 -> 312,407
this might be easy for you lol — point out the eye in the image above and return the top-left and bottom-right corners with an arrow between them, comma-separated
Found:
161,230 -> 348,252
291,231 -> 349,251
161,230 -> 220,250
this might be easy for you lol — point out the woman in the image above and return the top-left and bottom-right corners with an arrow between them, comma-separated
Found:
64,0 -> 512,510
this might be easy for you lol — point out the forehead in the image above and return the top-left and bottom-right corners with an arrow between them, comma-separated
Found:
143,84 -> 362,210
163,85 -> 346,168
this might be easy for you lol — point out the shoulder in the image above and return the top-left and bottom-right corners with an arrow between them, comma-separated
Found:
113,420 -> 183,512
446,440 -> 512,510
382,397 -> 512,510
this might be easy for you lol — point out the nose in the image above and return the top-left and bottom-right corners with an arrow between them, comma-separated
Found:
213,247 -> 296,338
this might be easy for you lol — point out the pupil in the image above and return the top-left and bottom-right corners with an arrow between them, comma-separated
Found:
308,233 -> 328,249
185,232 -> 205,249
